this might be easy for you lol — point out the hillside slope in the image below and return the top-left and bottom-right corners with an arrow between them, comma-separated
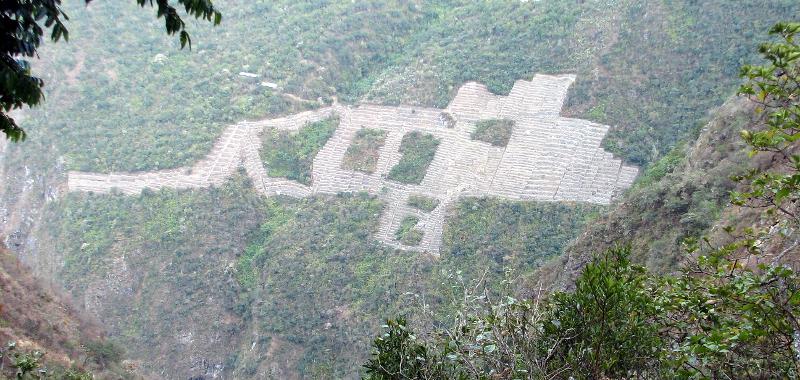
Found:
532,98 -> 760,291
0,244 -> 133,379
1,2 -> 799,379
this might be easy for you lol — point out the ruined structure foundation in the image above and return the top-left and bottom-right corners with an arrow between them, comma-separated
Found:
67,74 -> 639,253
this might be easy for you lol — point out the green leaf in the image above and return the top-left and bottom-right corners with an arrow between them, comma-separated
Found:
179,31 -> 191,50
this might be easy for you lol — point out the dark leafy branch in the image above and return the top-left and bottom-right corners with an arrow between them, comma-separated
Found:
0,0 -> 222,141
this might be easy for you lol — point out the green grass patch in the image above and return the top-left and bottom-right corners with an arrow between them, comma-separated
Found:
471,119 -> 514,147
387,132 -> 440,184
261,117 -> 339,185
341,128 -> 387,173
407,195 -> 440,212
395,216 -> 423,246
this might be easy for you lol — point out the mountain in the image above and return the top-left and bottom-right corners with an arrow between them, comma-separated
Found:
532,98 -> 756,291
0,244 -> 133,379
1,1 -> 798,378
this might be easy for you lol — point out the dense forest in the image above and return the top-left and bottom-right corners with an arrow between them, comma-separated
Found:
1,1 -> 799,378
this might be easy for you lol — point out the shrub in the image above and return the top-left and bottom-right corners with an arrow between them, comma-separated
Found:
341,128 -> 387,173
471,119 -> 514,147
406,195 -> 439,212
362,247 -> 663,379
363,318 -> 434,379
364,244 -> 800,378
395,216 -> 423,246
261,117 -> 339,185
85,340 -> 124,367
541,246 -> 661,378
387,132 -> 440,184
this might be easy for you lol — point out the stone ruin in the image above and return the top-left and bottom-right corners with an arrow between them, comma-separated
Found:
67,74 -> 638,254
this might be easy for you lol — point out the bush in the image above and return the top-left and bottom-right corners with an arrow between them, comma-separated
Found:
406,195 -> 439,212
362,247 -> 662,379
363,318 -> 435,379
395,216 -> 423,246
341,128 -> 387,173
364,243 -> 800,379
85,340 -> 124,367
261,117 -> 339,185
387,132 -> 440,184
471,119 -> 514,147
541,246 -> 661,378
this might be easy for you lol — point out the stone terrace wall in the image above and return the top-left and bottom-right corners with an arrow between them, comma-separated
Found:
67,74 -> 638,254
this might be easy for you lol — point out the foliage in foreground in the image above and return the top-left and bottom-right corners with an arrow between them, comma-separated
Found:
364,245 -> 800,379
365,22 -> 800,380
0,0 -> 221,141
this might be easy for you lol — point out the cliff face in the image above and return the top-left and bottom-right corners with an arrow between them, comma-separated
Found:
0,244 -> 134,378
530,98 -> 759,291
0,136 -> 66,279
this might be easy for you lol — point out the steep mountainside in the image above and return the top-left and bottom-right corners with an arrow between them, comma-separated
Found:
32,173 -> 595,378
0,244 -> 133,379
532,98 -> 760,291
1,1 -> 799,379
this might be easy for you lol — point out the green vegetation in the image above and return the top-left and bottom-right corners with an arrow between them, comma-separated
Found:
407,195 -> 439,212
0,0 -> 221,141
42,174 -> 270,378
633,143 -> 687,189
444,199 -> 601,278
395,216 -> 423,246
365,23 -> 800,379
734,22 -> 800,217
5,3 -> 800,380
0,342 -> 99,380
365,245 -> 800,379
387,132 -> 440,184
261,117 -> 338,184
226,192 -> 427,377
543,248 -> 658,378
341,128 -> 387,173
7,1 -> 793,173
470,119 -> 514,147
565,1 -> 800,165
0,246 -> 132,380
40,175 -> 591,377
541,98 -> 753,279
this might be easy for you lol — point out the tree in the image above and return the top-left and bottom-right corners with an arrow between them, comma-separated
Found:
656,238 -> 800,378
361,21 -> 800,379
363,318 -> 437,380
0,0 -> 222,142
735,22 -> 800,234
658,20 -> 800,378
541,246 -> 661,378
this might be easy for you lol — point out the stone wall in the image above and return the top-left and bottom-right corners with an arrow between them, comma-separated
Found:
67,74 -> 638,254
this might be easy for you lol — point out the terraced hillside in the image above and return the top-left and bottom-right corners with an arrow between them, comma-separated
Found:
1,1 -> 798,378
68,74 -> 637,252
